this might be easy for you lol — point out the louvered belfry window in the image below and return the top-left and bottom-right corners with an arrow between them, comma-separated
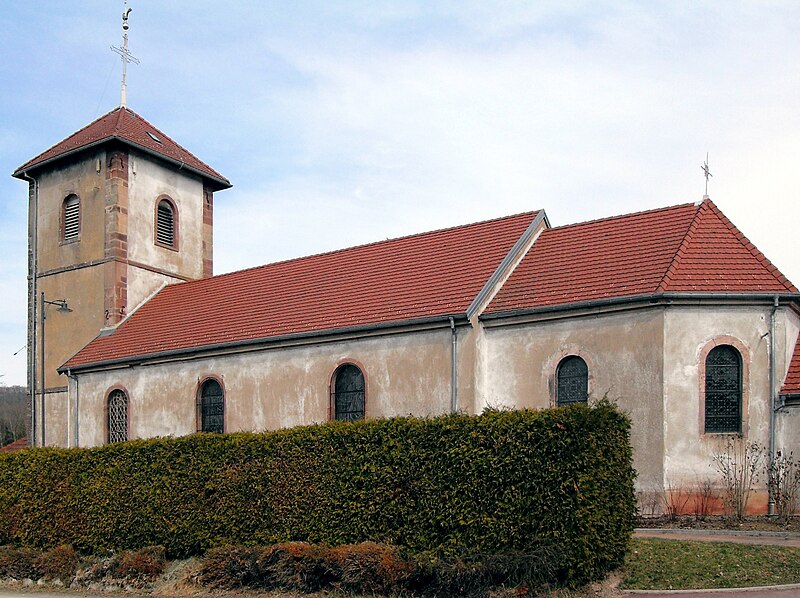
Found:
107,389 -> 129,444
200,379 -> 224,433
557,355 -> 589,407
63,194 -> 80,241
333,364 -> 365,421
705,345 -> 742,433
156,199 -> 175,247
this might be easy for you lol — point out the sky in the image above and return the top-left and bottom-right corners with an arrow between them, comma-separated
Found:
0,1 -> 798,386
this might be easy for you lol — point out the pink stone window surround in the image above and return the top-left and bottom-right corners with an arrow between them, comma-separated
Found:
698,336 -> 750,438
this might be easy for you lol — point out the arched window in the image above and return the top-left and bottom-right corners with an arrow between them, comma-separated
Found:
332,364 -> 365,421
705,345 -> 742,433
62,194 -> 80,242
155,198 -> 177,248
107,389 -> 128,444
556,356 -> 588,406
199,378 -> 224,433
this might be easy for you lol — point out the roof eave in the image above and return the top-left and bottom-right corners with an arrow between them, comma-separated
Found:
481,292 -> 800,322
60,313 -> 471,374
13,135 -> 232,190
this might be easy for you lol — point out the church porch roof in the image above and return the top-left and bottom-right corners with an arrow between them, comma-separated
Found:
13,107 -> 231,190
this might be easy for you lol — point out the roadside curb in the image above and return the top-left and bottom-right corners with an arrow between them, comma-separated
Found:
622,581 -> 800,594
634,528 -> 800,539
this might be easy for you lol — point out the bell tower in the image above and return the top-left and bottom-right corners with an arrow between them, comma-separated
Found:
13,108 -> 231,447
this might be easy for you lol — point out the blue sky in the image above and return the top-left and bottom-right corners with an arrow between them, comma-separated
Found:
1,1 -> 798,386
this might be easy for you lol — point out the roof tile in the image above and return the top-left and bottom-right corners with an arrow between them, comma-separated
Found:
781,339 -> 800,397
486,199 -> 797,314
14,107 -> 230,188
64,211 -> 539,369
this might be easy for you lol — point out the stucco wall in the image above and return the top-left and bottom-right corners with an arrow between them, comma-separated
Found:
776,308 -> 800,458
35,150 -> 106,273
74,327 -> 456,447
480,307 -> 666,490
127,151 -> 205,280
662,306 -> 773,496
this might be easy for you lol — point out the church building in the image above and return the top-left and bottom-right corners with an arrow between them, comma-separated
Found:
14,105 -> 800,514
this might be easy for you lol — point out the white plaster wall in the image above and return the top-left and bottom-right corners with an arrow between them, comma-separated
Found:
480,307 -> 666,490
126,151 -> 205,279
74,328 -> 454,447
662,306 -> 772,493
776,308 -> 800,457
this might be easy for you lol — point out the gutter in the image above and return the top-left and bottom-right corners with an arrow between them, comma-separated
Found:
481,292 -> 800,323
60,313 -> 471,375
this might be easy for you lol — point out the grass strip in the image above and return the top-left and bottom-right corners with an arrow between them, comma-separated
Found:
622,538 -> 800,590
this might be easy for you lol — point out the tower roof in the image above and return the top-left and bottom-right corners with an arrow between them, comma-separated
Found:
13,107 -> 231,190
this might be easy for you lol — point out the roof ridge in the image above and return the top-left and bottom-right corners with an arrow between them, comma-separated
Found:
114,106 -> 127,134
187,210 -> 541,287
547,201 -> 697,232
705,199 -> 798,293
655,201 -> 704,292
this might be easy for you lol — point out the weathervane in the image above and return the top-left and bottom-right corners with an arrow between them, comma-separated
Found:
701,153 -> 712,199
110,1 -> 139,108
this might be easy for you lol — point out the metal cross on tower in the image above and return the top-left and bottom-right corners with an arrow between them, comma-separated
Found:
701,153 -> 712,199
110,1 -> 139,108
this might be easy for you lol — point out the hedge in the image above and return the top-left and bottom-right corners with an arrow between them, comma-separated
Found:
0,402 -> 636,584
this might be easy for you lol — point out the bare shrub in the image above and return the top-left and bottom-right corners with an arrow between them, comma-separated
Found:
0,545 -> 40,579
112,545 -> 166,580
768,450 -> 800,520
329,542 -> 411,593
663,479 -> 690,520
35,545 -> 79,581
711,438 -> 765,520
692,477 -> 717,521
636,480 -> 663,518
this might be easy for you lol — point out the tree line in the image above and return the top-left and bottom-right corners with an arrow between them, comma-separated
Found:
0,386 -> 27,447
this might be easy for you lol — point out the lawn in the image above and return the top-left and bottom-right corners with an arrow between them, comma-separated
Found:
622,538 -> 800,590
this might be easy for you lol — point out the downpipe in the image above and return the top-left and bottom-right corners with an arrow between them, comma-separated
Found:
21,171 -> 38,447
449,317 -> 457,414
768,295 -> 778,516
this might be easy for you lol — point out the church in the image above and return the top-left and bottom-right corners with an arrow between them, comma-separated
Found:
13,103 -> 800,513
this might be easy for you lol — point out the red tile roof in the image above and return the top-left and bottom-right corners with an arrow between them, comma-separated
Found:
781,339 -> 800,397
13,107 -> 230,189
63,211 -> 540,370
0,437 -> 29,453
486,199 -> 797,315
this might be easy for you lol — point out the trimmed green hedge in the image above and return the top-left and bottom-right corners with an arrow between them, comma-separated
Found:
0,402 -> 635,583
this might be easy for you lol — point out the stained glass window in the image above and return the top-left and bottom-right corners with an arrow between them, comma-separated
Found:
705,345 -> 741,433
333,364 -> 365,421
107,389 -> 128,444
557,356 -> 588,407
200,379 -> 224,433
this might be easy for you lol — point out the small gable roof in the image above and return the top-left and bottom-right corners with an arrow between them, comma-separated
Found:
485,199 -> 797,316
63,211 -> 541,371
13,107 -> 231,190
781,340 -> 800,397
